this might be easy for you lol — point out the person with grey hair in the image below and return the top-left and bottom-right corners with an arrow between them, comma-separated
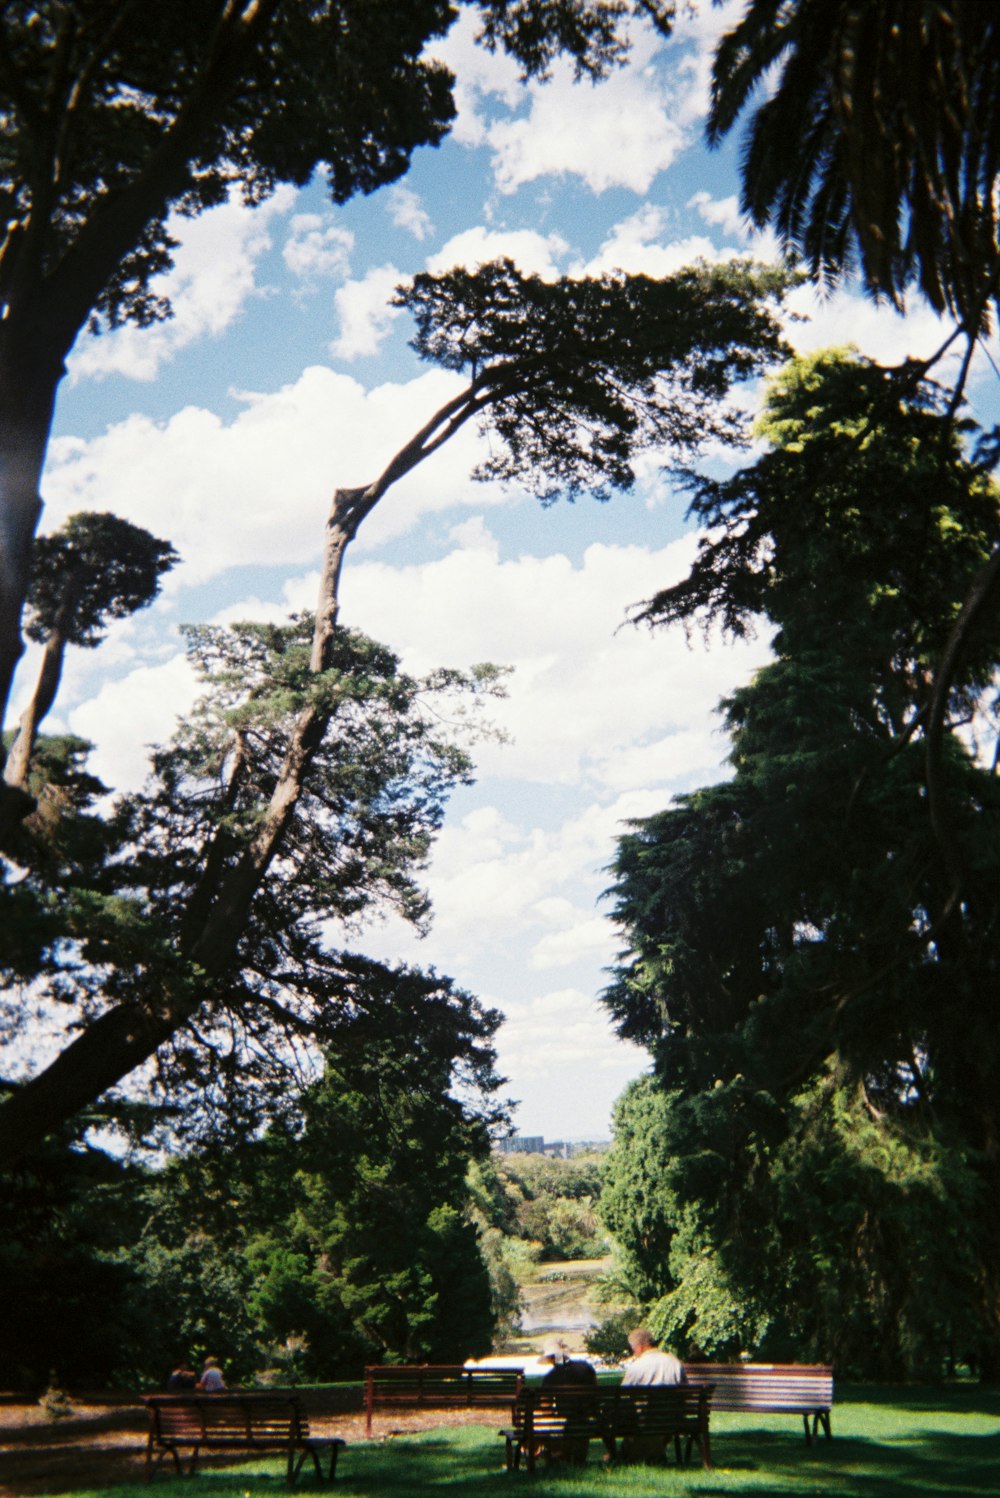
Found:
620,1327 -> 685,1386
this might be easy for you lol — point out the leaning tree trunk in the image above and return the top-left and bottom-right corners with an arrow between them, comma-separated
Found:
0,469 -> 417,1164
0,339 -> 61,787
0,371 -> 491,1163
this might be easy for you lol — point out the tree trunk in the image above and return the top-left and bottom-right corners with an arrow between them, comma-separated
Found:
0,343 -> 60,781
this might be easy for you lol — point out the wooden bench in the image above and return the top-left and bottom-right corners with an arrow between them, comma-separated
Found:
682,1362 -> 833,1442
141,1392 -> 345,1485
364,1364 -> 521,1435
499,1383 -> 714,1472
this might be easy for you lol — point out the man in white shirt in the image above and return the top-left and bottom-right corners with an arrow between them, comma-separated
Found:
620,1327 -> 685,1386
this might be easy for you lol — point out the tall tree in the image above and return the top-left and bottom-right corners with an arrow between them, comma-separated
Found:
123,965 -> 501,1381
604,351 -> 1000,1376
0,256 -> 787,1164
707,0 -> 1000,852
0,0 -> 678,768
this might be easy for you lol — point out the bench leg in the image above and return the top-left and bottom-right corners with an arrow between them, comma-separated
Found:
289,1439 -> 345,1487
145,1441 -> 182,1482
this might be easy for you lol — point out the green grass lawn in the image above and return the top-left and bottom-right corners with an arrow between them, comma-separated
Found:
57,1384 -> 1000,1498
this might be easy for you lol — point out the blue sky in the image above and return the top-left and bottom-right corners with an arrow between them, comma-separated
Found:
17,2 -> 994,1140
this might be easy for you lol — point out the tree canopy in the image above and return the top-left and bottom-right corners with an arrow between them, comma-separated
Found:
602,351 -> 1000,1377
4,512 -> 177,793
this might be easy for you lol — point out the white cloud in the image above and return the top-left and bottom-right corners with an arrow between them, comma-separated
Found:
283,213 -> 354,281
330,264 -> 406,359
339,535 -> 767,789
427,7 -> 525,148
43,364 -> 506,587
529,904 -> 615,971
69,186 -> 296,382
68,651 -> 200,792
492,987 -> 648,1138
688,189 -> 747,241
785,281 -> 962,370
428,227 -> 568,278
387,185 -> 434,242
582,207 -> 720,277
488,49 -> 686,195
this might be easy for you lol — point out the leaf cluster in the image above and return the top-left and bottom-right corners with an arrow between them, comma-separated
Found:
25,512 -> 178,646
709,0 -> 1000,327
398,257 -> 790,500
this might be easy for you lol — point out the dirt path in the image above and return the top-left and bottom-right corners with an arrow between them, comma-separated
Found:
0,1398 -> 501,1495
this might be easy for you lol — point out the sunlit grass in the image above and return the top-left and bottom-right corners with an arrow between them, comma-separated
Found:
47,1384 -> 1000,1498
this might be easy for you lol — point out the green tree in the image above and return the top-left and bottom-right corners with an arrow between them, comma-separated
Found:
2,616 -> 504,1153
4,512 -> 177,794
707,1 -> 1000,840
0,0 -> 677,771
603,351 -> 1000,1377
129,970 -> 502,1379
0,255 -> 787,1164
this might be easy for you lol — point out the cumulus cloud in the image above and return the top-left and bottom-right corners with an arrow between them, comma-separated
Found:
427,6 -> 525,148
386,185 -> 434,242
283,213 -> 354,281
330,264 -> 407,360
428,227 -> 568,278
69,651 -> 200,792
488,49 -> 687,195
43,364 -> 506,588
581,208 -> 720,277
69,186 -> 296,382
490,987 -> 648,1138
688,189 -> 748,241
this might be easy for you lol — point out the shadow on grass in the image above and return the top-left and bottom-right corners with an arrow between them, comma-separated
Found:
837,1383 -> 1000,1418
62,1415 -> 1000,1498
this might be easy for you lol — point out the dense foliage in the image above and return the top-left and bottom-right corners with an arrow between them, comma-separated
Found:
709,1 -> 1000,330
601,351 -> 1000,1378
0,971 -> 501,1387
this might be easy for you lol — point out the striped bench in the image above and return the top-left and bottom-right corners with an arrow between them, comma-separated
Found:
364,1364 -> 522,1435
499,1383 -> 714,1471
141,1392 -> 344,1485
682,1362 -> 833,1442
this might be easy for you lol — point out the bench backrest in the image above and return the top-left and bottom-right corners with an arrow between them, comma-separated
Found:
365,1365 -> 521,1404
602,1384 -> 711,1434
681,1364 -> 833,1412
143,1394 -> 306,1445
510,1382 -> 712,1441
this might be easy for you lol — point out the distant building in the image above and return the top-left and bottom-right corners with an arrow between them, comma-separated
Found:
497,1134 -> 546,1154
496,1135 -> 609,1156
